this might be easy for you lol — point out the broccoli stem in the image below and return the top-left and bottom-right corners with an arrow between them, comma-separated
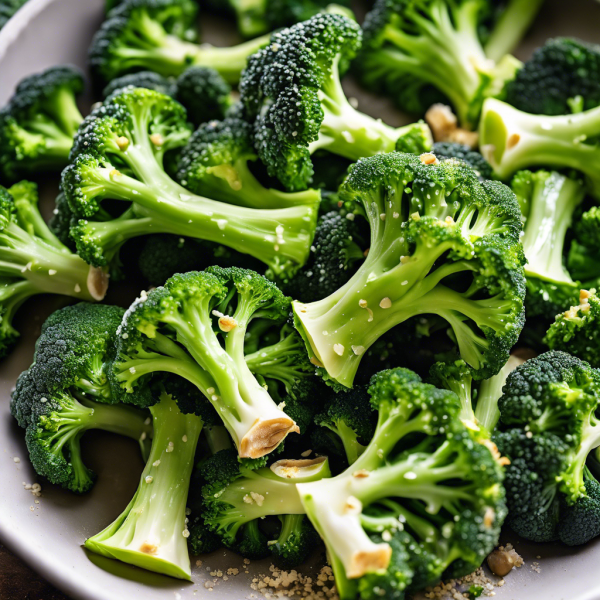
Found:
193,159 -> 321,210
0,219 -> 106,301
205,425 -> 233,454
562,418 -> 600,503
323,421 -> 365,465
84,393 -> 203,580
521,172 -> 584,286
230,0 -> 268,37
480,99 -> 600,198
46,87 -> 83,137
309,57 -> 418,159
484,0 -> 546,62
82,161 -> 316,275
13,117 -> 75,167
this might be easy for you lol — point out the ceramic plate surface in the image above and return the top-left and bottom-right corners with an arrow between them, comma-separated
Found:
1,1 -> 600,599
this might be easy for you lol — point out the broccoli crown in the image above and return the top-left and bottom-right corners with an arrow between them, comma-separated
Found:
545,290 -> 600,368
505,38 -> 600,116
102,71 -> 175,100
89,0 -> 199,84
173,66 -> 233,125
359,0 -> 494,128
0,65 -> 84,180
428,359 -> 474,423
432,142 -> 493,180
48,192 -> 77,250
297,367 -> 506,596
10,303 -> 152,493
293,152 -> 526,388
284,211 -> 365,303
113,268 -> 298,458
496,351 -> 600,545
574,206 -> 600,250
200,449 -> 330,561
240,13 -> 361,190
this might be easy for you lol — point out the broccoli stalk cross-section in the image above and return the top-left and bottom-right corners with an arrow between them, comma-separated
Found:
480,98 -> 600,199
293,152 -> 526,388
62,88 -> 318,278
89,0 -> 271,84
112,268 -> 300,459
85,392 -> 202,579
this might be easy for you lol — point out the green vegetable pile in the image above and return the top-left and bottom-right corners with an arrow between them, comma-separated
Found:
3,0 -> 600,597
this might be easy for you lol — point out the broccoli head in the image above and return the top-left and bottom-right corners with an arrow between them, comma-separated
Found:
240,12 -> 432,191
505,38 -> 600,116
176,117 -> 321,209
293,152 -> 526,388
495,351 -> 600,545
545,290 -> 600,368
89,0 -> 271,85
0,65 -> 84,181
432,142 -> 493,180
297,368 -> 507,599
200,448 -> 331,564
10,303 -> 152,493
112,268 -> 303,459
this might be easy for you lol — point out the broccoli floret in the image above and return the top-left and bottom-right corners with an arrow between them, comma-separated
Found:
292,152 -> 526,388
176,118 -> 321,209
0,183 -> 108,356
505,38 -> 600,116
10,303 -> 152,493
358,0 -> 520,129
479,98 -> 600,199
297,368 -> 506,599
209,0 -> 351,38
240,12 -> 432,191
432,142 -> 493,180
103,67 -> 235,126
509,170 -> 585,320
112,267 -> 302,459
62,88 -> 318,278
0,0 -> 29,30
482,0 -> 545,62
545,289 -> 600,368
495,351 -> 600,545
429,355 -> 524,432
284,211 -> 366,303
312,385 -> 376,466
200,448 -> 330,564
89,0 -> 271,85
0,66 -> 84,181
85,390 -> 205,579
48,191 -> 77,250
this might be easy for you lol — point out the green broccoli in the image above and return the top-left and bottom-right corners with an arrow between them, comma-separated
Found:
479,98 -> 600,199
200,448 -> 331,564
284,211 -> 366,303
429,355 -> 524,432
89,0 -> 272,85
207,0 -> 351,38
297,368 -> 507,599
432,142 -> 493,180
48,191 -> 77,250
0,66 -> 84,181
505,38 -> 600,116
10,303 -> 152,493
85,387 -> 211,579
103,67 -> 236,126
176,118 -> 321,209
358,0 -> 522,129
495,351 -> 600,545
510,170 -> 585,320
62,88 -> 318,278
0,183 -> 108,356
545,289 -> 600,368
240,12 -> 432,191
112,268 -> 302,459
566,205 -> 600,283
292,152 -> 526,388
